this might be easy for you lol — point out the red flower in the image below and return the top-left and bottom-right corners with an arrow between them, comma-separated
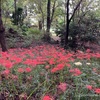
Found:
4,60 -> 13,69
94,88 -> 100,94
45,65 -> 50,69
86,85 -> 93,90
15,57 -> 22,63
2,69 -> 10,75
58,82 -> 67,92
18,68 -> 24,73
86,49 -> 91,53
51,64 -> 64,73
69,68 -> 82,76
23,59 -> 33,66
25,67 -> 32,72
42,95 -> 51,100
49,58 -> 55,65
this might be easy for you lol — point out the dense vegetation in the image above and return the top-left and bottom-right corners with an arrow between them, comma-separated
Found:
0,0 -> 99,50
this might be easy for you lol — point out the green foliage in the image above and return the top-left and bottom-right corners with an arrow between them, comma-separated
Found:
81,35 -> 97,42
26,28 -> 41,35
6,38 -> 17,48
12,7 -> 25,26
21,36 -> 33,48
55,12 -> 100,49
24,28 -> 43,40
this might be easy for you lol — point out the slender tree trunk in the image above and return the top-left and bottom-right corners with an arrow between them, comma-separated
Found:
14,0 -> 17,25
45,0 -> 57,42
38,20 -> 42,30
0,0 -> 7,52
44,0 -> 51,42
64,0 -> 70,48
47,0 -> 57,32
47,0 -> 51,33
50,0 -> 57,26
39,2 -> 45,29
25,6 -> 27,16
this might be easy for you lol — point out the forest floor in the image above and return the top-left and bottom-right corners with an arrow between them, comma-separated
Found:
5,32 -> 100,52
27,35 -> 100,53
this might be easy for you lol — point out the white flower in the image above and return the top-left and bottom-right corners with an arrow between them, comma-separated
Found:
86,63 -> 91,65
74,62 -> 82,66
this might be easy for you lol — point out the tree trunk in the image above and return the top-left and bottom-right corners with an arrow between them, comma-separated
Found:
64,0 -> 70,48
47,0 -> 51,33
14,0 -> 17,25
0,0 -> 7,52
38,20 -> 42,30
44,0 -> 51,42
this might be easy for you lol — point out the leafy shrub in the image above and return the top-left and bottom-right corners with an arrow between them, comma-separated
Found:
5,23 -> 24,36
6,38 -> 17,48
24,28 -> 43,40
11,7 -> 25,26
55,15 -> 99,49
21,36 -> 33,48
26,28 -> 41,35
21,25 -> 28,32
81,35 -> 97,42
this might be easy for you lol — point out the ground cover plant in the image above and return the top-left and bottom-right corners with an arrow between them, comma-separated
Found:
0,45 -> 100,100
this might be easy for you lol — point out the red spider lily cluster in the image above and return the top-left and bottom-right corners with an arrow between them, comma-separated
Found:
0,46 -> 100,74
86,85 -> 100,94
0,45 -> 100,99
69,68 -> 82,76
0,45 -> 74,75
57,82 -> 67,92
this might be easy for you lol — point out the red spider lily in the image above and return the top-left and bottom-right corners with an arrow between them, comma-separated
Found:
0,59 -> 13,69
94,88 -> 100,94
69,68 -> 82,76
51,63 -> 65,73
93,53 -> 100,58
1,69 -> 10,75
49,58 -> 55,65
42,95 -> 52,100
86,49 -> 91,53
4,60 -> 13,69
14,57 -> 22,64
86,85 -> 93,90
23,59 -> 33,66
58,82 -> 67,92
1,52 -> 9,58
25,67 -> 32,72
18,68 -> 24,73
45,65 -> 50,69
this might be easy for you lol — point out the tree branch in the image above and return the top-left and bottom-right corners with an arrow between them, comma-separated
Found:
69,0 -> 83,23
50,0 -> 57,23
78,0 -> 94,24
